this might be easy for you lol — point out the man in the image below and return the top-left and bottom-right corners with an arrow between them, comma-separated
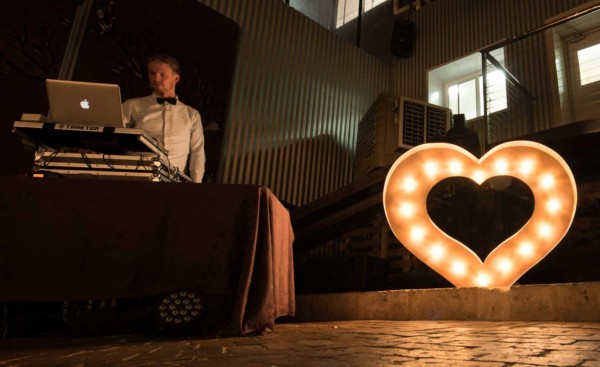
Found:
122,54 -> 205,182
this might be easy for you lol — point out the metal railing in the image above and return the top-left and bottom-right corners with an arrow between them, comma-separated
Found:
479,4 -> 600,149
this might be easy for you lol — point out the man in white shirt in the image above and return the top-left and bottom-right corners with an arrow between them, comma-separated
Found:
122,54 -> 205,182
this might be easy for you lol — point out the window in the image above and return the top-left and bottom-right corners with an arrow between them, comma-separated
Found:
428,51 -> 507,121
448,77 -> 478,120
485,70 -> 508,114
577,43 -> 600,86
336,0 -> 387,28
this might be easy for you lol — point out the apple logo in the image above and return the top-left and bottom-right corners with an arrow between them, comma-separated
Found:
80,99 -> 90,109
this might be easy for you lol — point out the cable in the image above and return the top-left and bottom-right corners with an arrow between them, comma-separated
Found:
102,153 -> 115,170
80,152 -> 93,169
40,151 -> 60,167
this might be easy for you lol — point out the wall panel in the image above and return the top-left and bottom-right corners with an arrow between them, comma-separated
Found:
200,0 -> 391,206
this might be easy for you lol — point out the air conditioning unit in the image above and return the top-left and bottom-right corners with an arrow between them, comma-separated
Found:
398,96 -> 451,149
354,94 -> 451,179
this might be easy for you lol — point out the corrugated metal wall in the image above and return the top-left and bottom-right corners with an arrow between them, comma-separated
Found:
394,0 -> 591,112
199,0 -> 591,206
199,0 -> 391,206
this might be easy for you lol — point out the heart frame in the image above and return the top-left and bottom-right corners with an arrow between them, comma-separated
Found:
383,141 -> 577,288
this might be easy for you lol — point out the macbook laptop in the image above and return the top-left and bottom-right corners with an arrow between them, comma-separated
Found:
46,79 -> 125,127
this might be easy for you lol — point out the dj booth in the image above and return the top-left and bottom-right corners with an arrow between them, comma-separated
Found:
13,120 -> 191,182
2,120 -> 296,335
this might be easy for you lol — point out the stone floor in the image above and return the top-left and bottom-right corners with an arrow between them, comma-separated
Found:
1,320 -> 599,366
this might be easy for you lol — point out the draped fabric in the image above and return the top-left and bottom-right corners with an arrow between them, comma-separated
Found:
0,177 -> 295,335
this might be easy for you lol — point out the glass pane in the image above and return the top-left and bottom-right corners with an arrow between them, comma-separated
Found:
336,0 -> 346,27
479,76 -> 484,116
578,43 -> 600,86
459,79 -> 477,120
345,0 -> 359,22
448,84 -> 459,115
487,70 -> 507,113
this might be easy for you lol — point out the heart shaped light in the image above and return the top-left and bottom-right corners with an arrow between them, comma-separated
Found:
383,141 -> 577,288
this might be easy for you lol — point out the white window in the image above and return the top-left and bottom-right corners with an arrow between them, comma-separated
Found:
428,50 -> 507,121
566,27 -> 600,122
484,70 -> 508,114
577,43 -> 600,86
336,0 -> 387,28
448,76 -> 478,120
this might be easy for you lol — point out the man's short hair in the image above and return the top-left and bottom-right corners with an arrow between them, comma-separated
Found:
145,54 -> 181,75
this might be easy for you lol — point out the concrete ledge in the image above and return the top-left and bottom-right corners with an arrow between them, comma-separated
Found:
294,281 -> 600,322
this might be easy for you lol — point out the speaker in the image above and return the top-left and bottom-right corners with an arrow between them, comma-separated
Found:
391,18 -> 416,58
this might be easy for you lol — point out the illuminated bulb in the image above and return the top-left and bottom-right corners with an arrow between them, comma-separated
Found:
540,174 -> 555,189
546,199 -> 560,213
451,261 -> 466,276
399,203 -> 415,217
475,273 -> 491,287
429,244 -> 445,261
519,159 -> 534,175
410,227 -> 425,241
424,161 -> 438,178
472,170 -> 485,184
538,222 -> 552,238
449,161 -> 463,174
494,159 -> 509,174
518,242 -> 535,257
497,258 -> 512,273
403,177 -> 417,192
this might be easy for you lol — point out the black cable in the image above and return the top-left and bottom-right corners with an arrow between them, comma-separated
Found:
40,151 -> 60,167
80,152 -> 93,169
102,153 -> 115,170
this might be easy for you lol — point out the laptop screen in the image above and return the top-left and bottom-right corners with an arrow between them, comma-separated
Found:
46,79 -> 125,128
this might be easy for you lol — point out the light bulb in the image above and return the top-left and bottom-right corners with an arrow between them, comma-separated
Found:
399,202 -> 414,217
473,170 -> 485,184
449,161 -> 463,174
410,227 -> 425,241
519,159 -> 534,175
538,222 -> 552,238
546,199 -> 560,213
494,159 -> 509,174
429,244 -> 445,261
540,174 -> 555,189
497,258 -> 512,273
424,161 -> 438,178
451,261 -> 466,276
475,273 -> 491,287
518,242 -> 534,257
403,177 -> 417,192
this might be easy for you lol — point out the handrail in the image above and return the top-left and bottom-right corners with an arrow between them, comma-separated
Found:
480,4 -> 600,53
484,53 -> 535,101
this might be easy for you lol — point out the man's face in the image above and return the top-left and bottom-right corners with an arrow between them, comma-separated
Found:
147,61 -> 180,97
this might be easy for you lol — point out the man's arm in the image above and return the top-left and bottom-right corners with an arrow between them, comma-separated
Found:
122,99 -> 135,128
188,110 -> 205,183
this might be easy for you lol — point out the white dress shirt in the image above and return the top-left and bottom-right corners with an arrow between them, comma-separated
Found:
122,94 -> 205,182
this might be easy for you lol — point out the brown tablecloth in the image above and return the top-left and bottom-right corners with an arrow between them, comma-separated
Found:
0,177 -> 295,335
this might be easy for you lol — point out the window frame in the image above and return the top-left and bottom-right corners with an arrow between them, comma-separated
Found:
429,49 -> 508,122
336,0 -> 388,28
444,71 -> 483,120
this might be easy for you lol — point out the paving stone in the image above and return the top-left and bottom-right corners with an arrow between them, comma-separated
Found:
0,320 -> 599,366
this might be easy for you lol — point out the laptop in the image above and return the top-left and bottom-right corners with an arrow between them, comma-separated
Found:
46,79 -> 125,128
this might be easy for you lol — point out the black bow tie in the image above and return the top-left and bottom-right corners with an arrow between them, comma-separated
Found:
157,97 -> 177,105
